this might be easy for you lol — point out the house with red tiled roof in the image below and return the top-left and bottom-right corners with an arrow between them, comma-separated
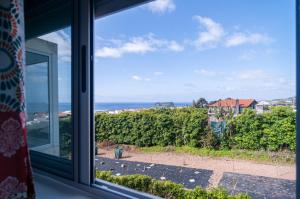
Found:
208,98 -> 257,118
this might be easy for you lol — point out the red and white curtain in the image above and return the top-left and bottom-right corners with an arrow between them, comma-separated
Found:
0,0 -> 35,198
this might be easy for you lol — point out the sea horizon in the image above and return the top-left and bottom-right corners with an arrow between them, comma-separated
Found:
58,102 -> 192,112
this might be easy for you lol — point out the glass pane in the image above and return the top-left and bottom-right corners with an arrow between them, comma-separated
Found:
94,1 -> 296,199
26,52 -> 50,148
25,27 -> 72,160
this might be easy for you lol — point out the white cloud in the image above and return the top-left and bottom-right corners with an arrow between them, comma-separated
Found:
39,30 -> 71,62
121,37 -> 155,53
96,34 -> 184,58
193,16 -> 224,49
95,47 -> 122,58
146,0 -> 175,13
96,37 -> 154,58
132,75 -> 142,80
168,41 -> 184,52
154,71 -> 164,76
132,75 -> 151,81
191,16 -> 273,50
194,69 -> 216,77
225,33 -> 272,47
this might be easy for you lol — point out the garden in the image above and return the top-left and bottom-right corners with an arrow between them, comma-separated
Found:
59,106 -> 296,198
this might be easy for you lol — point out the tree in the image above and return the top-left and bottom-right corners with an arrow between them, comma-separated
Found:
192,98 -> 208,108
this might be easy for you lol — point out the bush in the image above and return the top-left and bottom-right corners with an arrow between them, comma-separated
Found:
95,106 -> 296,152
150,180 -> 185,199
185,187 -> 250,199
95,170 -> 250,199
231,109 -> 264,150
59,117 -> 72,158
223,107 -> 296,151
95,108 -> 209,148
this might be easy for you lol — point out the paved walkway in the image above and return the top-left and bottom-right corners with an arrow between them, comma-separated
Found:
96,157 -> 296,199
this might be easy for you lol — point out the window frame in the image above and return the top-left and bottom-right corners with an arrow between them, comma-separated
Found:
29,0 -> 299,198
26,34 -> 73,179
296,1 -> 300,198
90,1 -> 299,198
25,0 -> 75,179
25,42 -> 58,153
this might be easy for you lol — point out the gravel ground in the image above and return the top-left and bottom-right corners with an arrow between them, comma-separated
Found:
219,172 -> 296,199
95,157 -> 213,189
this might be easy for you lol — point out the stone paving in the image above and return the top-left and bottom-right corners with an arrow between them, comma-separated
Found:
96,157 -> 296,198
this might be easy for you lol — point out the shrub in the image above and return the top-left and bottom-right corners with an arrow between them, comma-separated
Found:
224,107 -> 296,151
59,117 -> 72,158
94,106 -> 295,152
150,180 -> 185,199
232,109 -> 264,150
95,108 -> 209,148
95,170 -> 250,199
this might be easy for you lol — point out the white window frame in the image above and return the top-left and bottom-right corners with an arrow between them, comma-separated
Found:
25,38 -> 60,155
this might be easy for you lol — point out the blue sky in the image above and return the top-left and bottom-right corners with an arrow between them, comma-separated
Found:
41,0 -> 296,103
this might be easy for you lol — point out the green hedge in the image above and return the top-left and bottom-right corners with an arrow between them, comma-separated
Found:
95,106 -> 296,152
95,108 -> 209,147
59,117 -> 72,158
96,170 -> 250,199
222,107 -> 296,151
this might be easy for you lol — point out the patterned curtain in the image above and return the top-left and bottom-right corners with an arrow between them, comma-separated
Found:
0,0 -> 35,198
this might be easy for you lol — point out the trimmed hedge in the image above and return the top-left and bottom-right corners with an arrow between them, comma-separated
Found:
222,107 -> 296,151
96,170 -> 250,199
60,106 -> 295,154
95,106 -> 296,152
95,108 -> 209,147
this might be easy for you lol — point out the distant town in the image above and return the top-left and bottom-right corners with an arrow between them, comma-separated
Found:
92,97 -> 296,116
25,96 -> 296,126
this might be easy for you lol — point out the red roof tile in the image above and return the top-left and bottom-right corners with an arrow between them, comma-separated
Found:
209,98 -> 256,108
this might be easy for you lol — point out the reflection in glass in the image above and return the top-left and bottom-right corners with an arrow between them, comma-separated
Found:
26,52 -> 50,148
25,28 -> 72,160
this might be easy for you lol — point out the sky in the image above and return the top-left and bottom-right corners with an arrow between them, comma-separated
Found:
39,0 -> 296,103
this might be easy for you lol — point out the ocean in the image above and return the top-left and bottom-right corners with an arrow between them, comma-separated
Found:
59,102 -> 191,112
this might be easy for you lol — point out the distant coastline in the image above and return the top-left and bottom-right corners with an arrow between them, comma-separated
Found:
59,102 -> 192,112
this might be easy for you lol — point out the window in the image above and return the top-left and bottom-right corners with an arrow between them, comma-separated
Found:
25,51 -> 51,149
93,1 -> 296,199
26,27 -> 72,159
23,1 -> 297,198
25,0 -> 73,177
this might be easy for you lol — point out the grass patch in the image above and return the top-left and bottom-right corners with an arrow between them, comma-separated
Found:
138,146 -> 295,165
